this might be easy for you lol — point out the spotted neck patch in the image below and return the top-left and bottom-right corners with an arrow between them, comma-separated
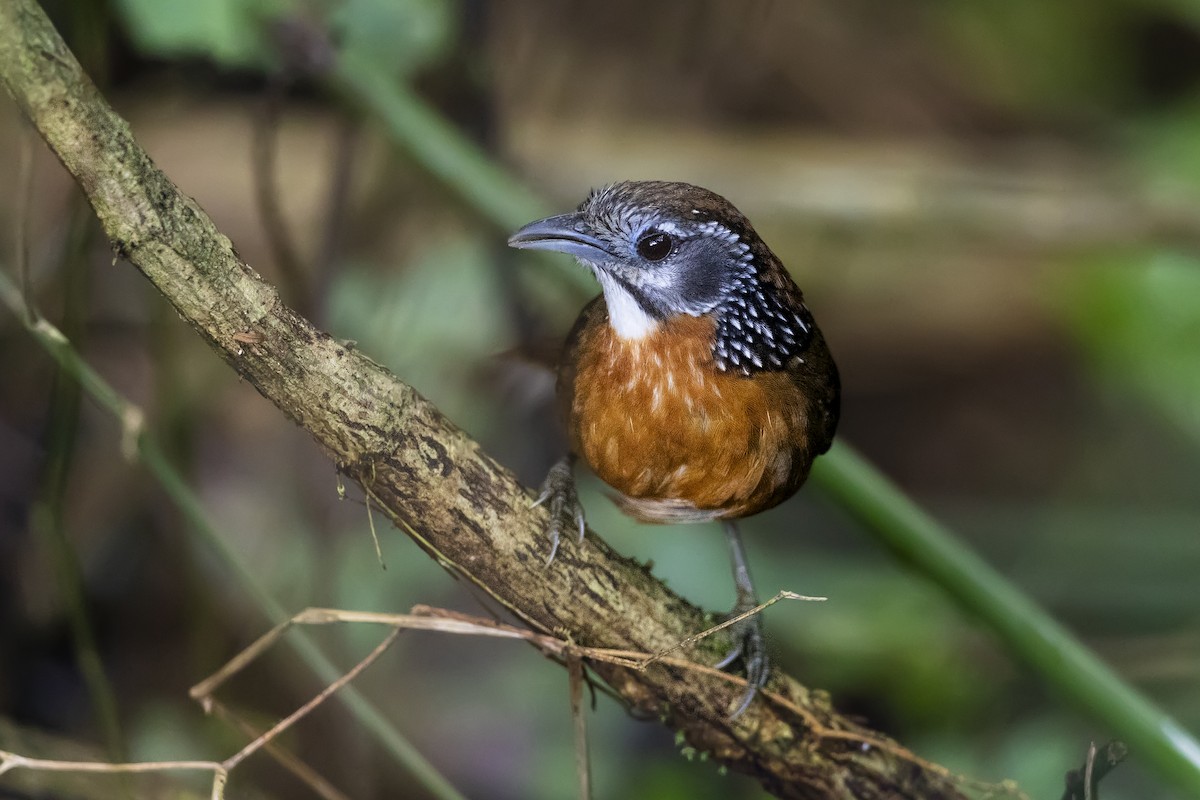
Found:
708,226 -> 814,375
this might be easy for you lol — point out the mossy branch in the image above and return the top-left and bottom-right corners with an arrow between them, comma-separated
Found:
0,2 -> 971,797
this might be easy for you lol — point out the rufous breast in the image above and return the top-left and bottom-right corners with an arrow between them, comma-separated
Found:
564,305 -> 816,523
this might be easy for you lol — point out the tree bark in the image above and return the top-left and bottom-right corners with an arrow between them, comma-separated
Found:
0,2 -> 966,797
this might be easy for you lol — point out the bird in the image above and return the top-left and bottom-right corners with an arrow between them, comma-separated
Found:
508,180 -> 840,717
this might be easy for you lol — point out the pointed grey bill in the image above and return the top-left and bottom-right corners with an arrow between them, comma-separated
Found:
507,212 -> 613,262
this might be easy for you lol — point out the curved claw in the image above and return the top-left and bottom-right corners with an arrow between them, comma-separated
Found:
545,529 -> 561,566
714,641 -> 742,671
534,456 -> 586,566
530,486 -> 552,509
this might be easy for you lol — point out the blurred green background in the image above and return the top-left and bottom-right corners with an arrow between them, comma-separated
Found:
2,1 -> 1200,798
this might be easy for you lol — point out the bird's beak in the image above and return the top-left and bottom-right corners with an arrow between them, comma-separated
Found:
507,212 -> 612,262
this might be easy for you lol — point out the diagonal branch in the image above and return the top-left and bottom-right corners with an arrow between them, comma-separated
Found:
0,3 -> 970,797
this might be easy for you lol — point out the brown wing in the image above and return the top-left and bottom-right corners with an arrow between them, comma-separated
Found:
795,324 -> 840,455
757,246 -> 841,457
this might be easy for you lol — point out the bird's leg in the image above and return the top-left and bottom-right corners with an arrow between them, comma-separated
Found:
715,520 -> 768,718
531,454 -> 587,565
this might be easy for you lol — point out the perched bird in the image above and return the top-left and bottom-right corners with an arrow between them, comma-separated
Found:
508,181 -> 839,716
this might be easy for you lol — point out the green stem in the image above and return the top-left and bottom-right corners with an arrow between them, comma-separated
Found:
31,202 -> 129,772
0,269 -> 466,800
333,48 -> 546,233
811,443 -> 1200,795
330,48 -> 595,303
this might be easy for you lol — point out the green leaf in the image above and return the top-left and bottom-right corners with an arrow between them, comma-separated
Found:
113,0 -> 281,67
330,0 -> 455,79
1131,102 -> 1200,195
1061,250 -> 1200,442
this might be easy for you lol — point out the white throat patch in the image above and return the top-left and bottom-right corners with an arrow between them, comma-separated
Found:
592,267 -> 657,340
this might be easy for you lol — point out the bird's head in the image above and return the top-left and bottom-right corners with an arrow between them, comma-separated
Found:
508,181 -> 763,340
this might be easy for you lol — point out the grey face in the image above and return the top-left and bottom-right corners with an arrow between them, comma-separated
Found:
510,181 -> 816,370
507,190 -> 754,322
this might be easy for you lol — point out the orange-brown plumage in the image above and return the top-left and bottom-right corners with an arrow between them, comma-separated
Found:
562,298 -> 828,522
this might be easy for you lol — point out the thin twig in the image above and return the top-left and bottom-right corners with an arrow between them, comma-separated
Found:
365,491 -> 385,569
0,749 -> 228,800
0,751 -> 222,778
568,653 -> 591,800
210,770 -> 227,800
637,590 -> 825,669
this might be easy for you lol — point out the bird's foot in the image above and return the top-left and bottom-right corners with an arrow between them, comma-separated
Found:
531,456 -> 586,565
715,604 -> 769,719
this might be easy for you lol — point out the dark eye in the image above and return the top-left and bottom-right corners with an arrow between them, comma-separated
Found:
636,231 -> 673,261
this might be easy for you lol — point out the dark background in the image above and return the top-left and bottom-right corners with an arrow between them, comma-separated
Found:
2,1 -> 1200,798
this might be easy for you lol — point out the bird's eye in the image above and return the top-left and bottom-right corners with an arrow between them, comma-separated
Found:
636,231 -> 673,261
